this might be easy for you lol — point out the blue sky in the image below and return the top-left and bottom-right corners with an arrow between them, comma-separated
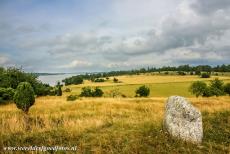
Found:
0,0 -> 230,73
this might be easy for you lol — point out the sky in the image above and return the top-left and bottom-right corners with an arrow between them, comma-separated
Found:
0,0 -> 230,73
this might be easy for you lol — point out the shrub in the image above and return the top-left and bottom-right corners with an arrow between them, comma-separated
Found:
56,86 -> 62,96
13,82 -> 35,114
62,76 -> 83,85
202,87 -> 213,97
209,78 -> 225,97
224,83 -> 230,95
135,85 -> 150,97
113,78 -> 119,83
189,81 -> 208,97
80,87 -> 104,97
94,78 -> 105,82
33,82 -> 52,96
195,70 -> 201,75
80,87 -> 93,97
0,87 -> 15,101
49,88 -> 57,96
56,82 -> 62,96
63,88 -> 71,92
201,73 -> 210,78
67,95 -> 78,101
93,87 -> 104,97
177,71 -> 186,76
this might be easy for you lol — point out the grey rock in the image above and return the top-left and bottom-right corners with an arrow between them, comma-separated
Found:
164,96 -> 203,144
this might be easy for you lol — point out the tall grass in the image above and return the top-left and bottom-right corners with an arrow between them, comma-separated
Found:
0,96 -> 229,153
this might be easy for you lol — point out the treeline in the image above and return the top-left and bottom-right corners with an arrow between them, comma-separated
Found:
62,64 -> 230,85
0,67 -> 61,103
190,78 -> 230,97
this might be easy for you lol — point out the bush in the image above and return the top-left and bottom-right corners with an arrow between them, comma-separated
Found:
195,70 -> 201,75
56,86 -> 62,96
177,71 -> 186,76
67,95 -> 78,101
189,81 -> 208,97
0,87 -> 15,101
33,82 -> 52,96
209,78 -> 225,97
62,76 -> 83,85
80,87 -> 104,97
113,78 -> 119,83
13,82 -> 35,114
56,82 -> 62,96
224,83 -> 230,95
94,78 -> 105,82
63,88 -> 71,92
201,73 -> 210,78
202,87 -> 213,97
135,85 -> 150,97
93,87 -> 104,97
80,87 -> 93,97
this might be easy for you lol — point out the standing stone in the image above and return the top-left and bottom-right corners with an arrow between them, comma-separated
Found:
164,96 -> 203,144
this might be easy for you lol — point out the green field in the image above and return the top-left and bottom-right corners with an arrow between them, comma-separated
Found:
67,75 -> 230,97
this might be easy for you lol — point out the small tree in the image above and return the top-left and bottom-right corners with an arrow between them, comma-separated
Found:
113,78 -> 119,83
135,85 -> 150,97
56,82 -> 62,96
13,82 -> 35,114
209,78 -> 225,97
189,81 -> 207,97
224,83 -> 230,95
67,95 -> 78,101
93,87 -> 104,97
80,87 -> 93,97
201,73 -> 210,78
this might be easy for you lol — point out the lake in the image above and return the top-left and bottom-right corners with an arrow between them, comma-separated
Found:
38,74 -> 78,86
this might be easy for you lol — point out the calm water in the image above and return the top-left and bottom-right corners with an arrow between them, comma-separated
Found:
38,74 -> 78,86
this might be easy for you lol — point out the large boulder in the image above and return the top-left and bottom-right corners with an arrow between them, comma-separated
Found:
164,96 -> 203,144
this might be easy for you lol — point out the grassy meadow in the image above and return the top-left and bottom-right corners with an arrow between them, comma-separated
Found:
0,74 -> 230,153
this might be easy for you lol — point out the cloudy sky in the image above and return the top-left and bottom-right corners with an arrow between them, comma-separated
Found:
0,0 -> 230,73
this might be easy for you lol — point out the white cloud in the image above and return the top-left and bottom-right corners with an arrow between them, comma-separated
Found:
1,0 -> 230,72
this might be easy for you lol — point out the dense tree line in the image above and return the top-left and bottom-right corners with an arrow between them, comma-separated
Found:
62,64 -> 230,85
189,78 -> 230,97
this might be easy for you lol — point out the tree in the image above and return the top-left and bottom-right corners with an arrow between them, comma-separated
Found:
135,85 -> 150,97
209,78 -> 225,97
80,87 -> 93,97
189,81 -> 207,97
201,73 -> 210,78
56,82 -> 62,96
80,87 -> 104,97
113,78 -> 119,83
93,87 -> 104,97
13,82 -> 35,114
224,83 -> 230,95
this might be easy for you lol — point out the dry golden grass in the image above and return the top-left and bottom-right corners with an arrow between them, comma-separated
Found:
69,75 -> 230,88
0,96 -> 229,135
116,75 -> 230,84
0,96 -> 229,153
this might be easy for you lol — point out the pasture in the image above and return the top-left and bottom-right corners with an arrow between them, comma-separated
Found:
0,74 -> 230,153
68,75 -> 230,97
